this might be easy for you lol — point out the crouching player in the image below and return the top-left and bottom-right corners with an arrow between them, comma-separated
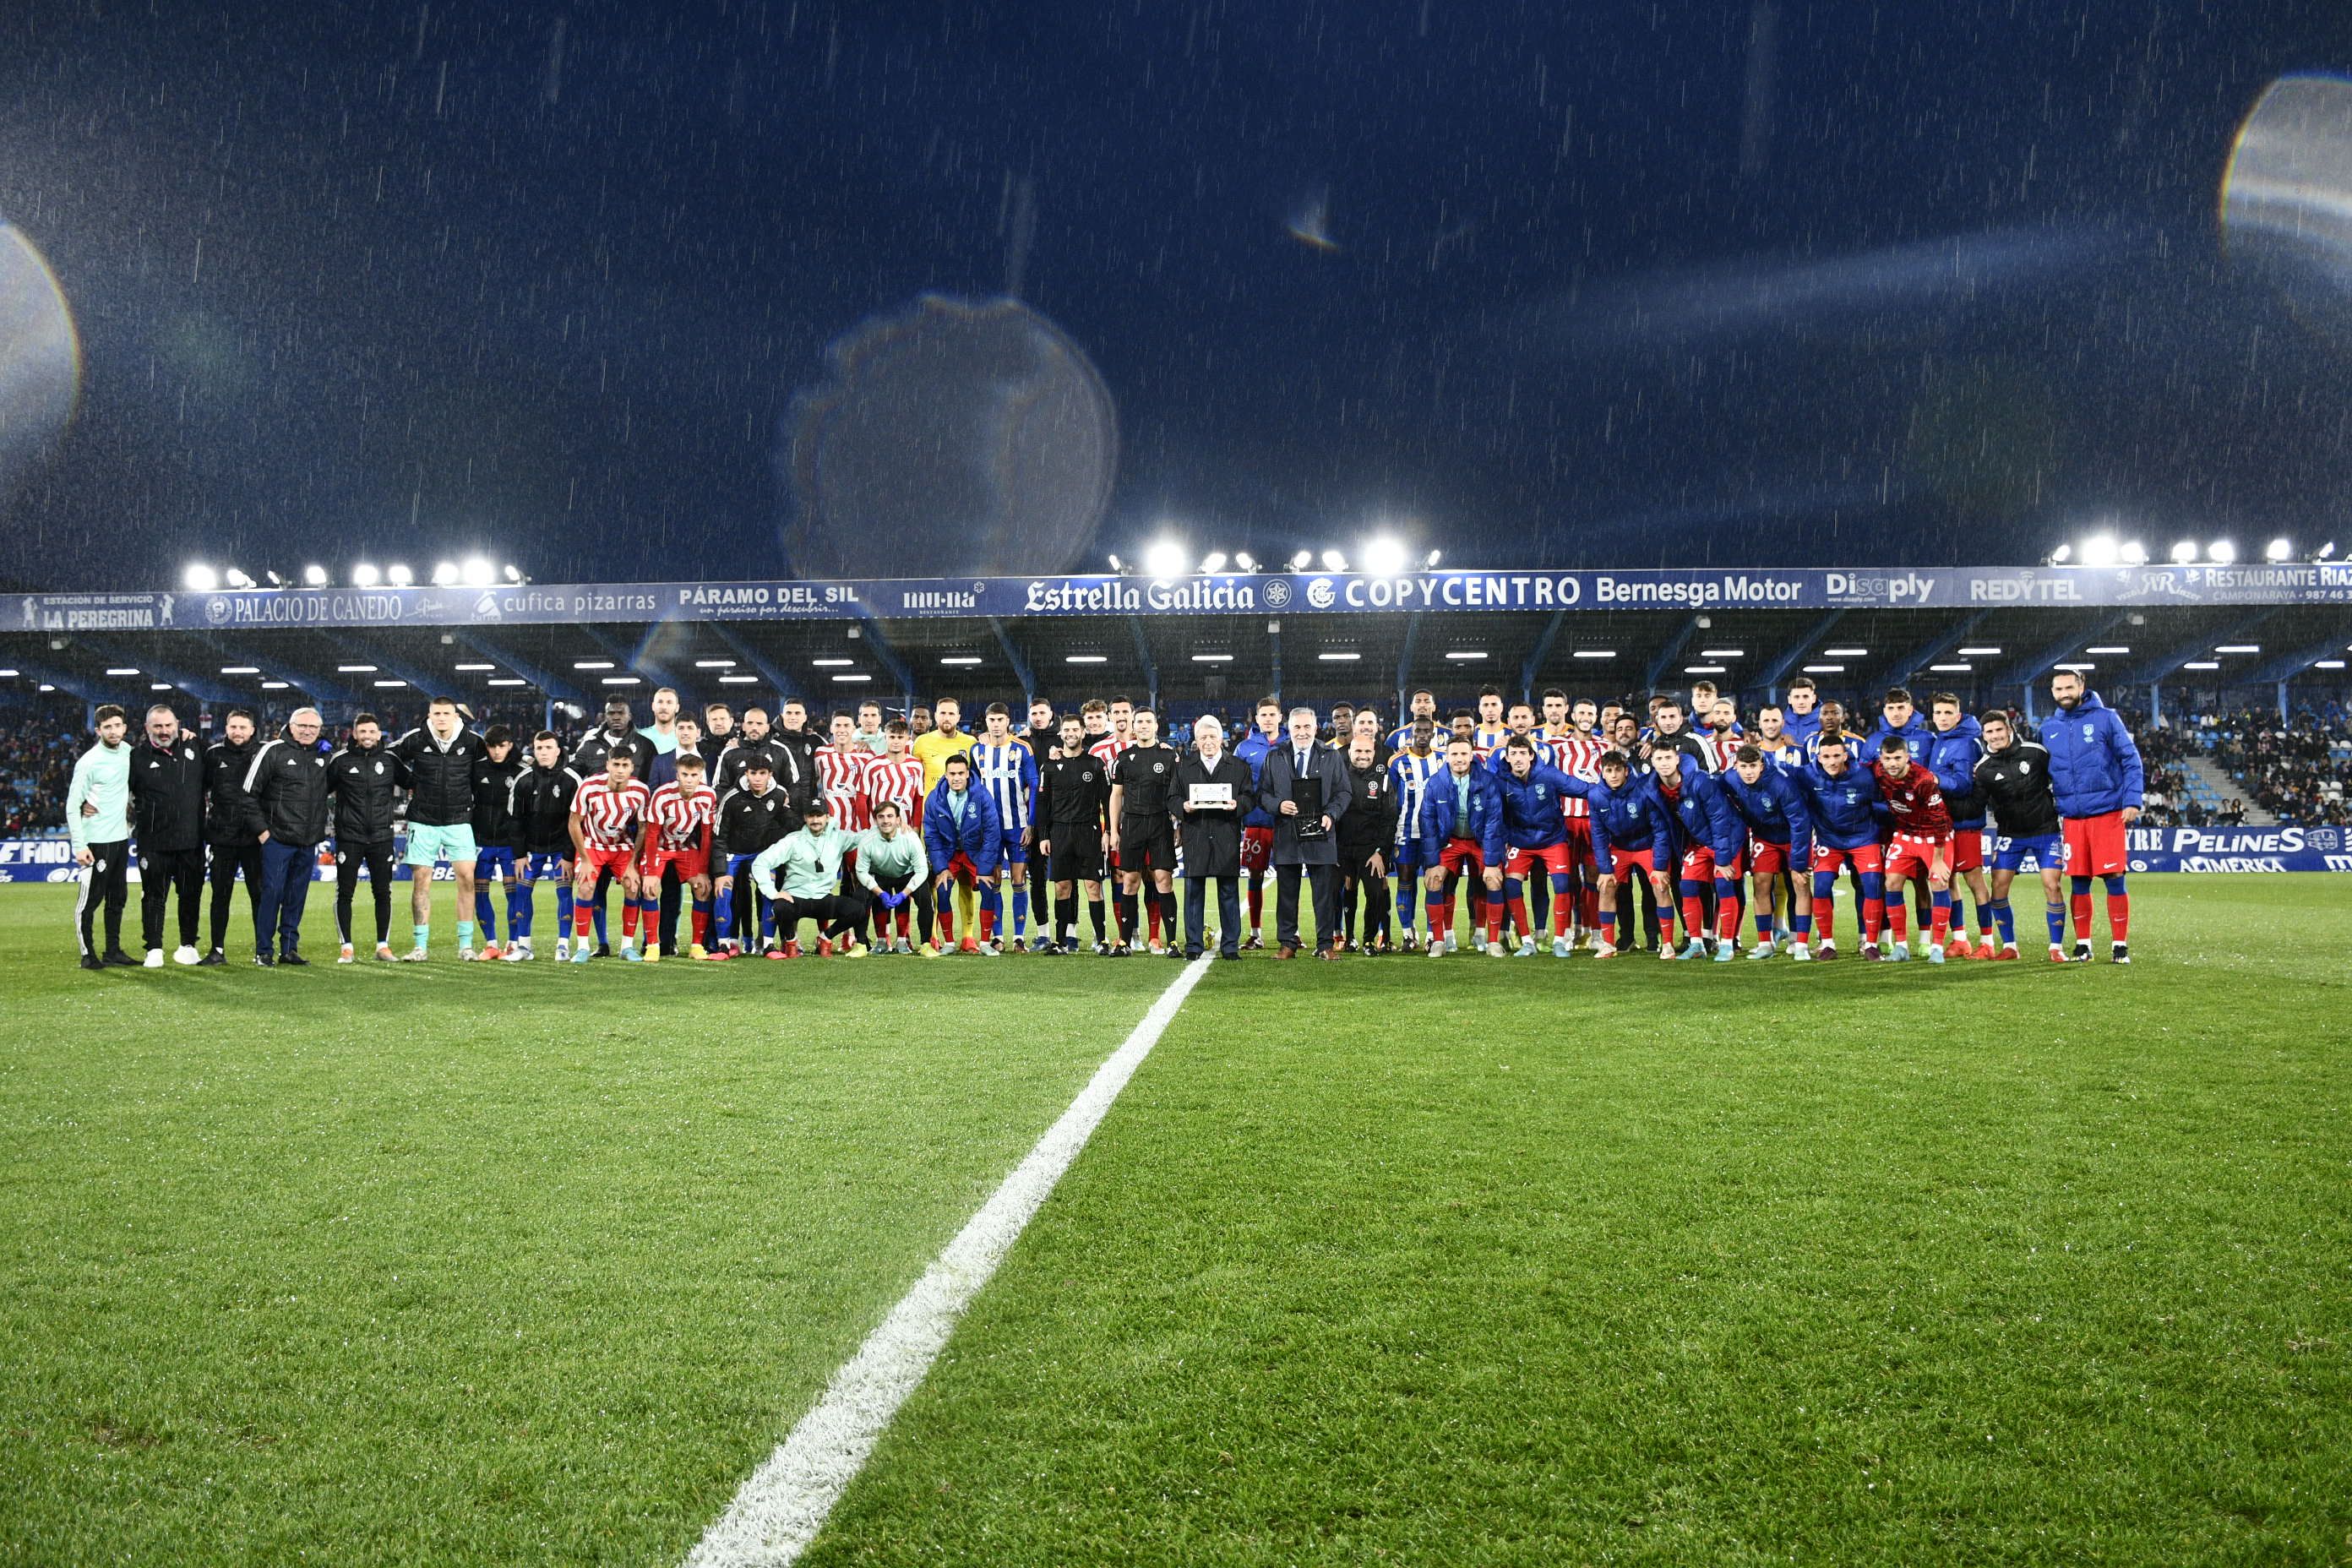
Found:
568,750 -> 651,964
1802,736 -> 1887,960
1719,743 -> 1816,960
853,799 -> 930,952
1649,744 -> 1745,962
1588,749 -> 1679,961
1415,736 -> 1505,956
1492,735 -> 1588,957
640,753 -> 717,962
1973,710 -> 2065,961
750,798 -> 868,958
1870,737 -> 1956,962
923,754 -> 1004,955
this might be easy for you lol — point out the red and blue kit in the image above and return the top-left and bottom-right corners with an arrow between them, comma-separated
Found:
574,776 -> 651,874
814,745 -> 876,833
1870,759 -> 1952,880
641,781 -> 715,881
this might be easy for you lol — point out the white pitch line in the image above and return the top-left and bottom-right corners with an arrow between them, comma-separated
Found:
684,953 -> 1217,1568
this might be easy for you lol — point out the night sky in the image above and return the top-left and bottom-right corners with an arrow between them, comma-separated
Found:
2,0 -> 2347,590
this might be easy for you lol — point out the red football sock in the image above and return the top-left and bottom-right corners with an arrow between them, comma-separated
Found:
1886,901 -> 1908,942
1427,897 -> 1450,941
895,907 -> 912,939
574,901 -> 593,938
2107,894 -> 2129,942
1931,904 -> 1951,945
938,905 -> 955,944
691,906 -> 710,947
621,900 -> 640,940
979,907 -> 997,942
1507,896 -> 1530,939
1147,903 -> 1161,944
1817,900 -> 1836,942
1680,896 -> 1706,939
1579,885 -> 1598,928
1484,902 -> 1503,945
2072,891 -> 2094,941
1863,898 -> 1885,942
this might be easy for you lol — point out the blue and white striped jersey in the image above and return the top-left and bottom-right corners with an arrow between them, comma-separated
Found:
970,738 -> 1039,836
1387,748 -> 1450,848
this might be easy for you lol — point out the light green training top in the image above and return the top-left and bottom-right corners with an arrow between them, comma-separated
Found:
853,825 -> 928,890
68,741 -> 131,850
751,824 -> 858,900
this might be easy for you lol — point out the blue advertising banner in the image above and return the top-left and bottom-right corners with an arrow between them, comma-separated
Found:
14,561 -> 2352,634
5,826 -> 2349,882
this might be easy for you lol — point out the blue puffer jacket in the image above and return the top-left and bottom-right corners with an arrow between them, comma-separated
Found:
1865,710 -> 1934,763
1923,715 -> 1987,829
1658,768 -> 1745,863
1803,762 -> 1886,851
2037,692 -> 2144,818
922,779 -> 1004,874
1415,765 -> 1506,864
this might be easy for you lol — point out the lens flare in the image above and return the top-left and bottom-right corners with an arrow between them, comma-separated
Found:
0,224 -> 81,501
783,294 -> 1118,577
2222,75 -> 2352,317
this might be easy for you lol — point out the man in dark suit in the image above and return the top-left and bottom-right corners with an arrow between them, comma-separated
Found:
1174,715 -> 1252,960
1255,706 -> 1353,959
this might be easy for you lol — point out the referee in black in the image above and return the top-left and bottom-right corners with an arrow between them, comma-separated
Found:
1108,707 -> 1182,956
1035,715 -> 1110,953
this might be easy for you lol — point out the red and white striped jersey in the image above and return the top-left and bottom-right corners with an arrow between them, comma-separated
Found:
1547,729 -> 1609,819
1087,733 -> 1131,770
1705,727 -> 1745,771
646,781 -> 716,852
815,745 -> 876,831
865,754 -> 925,825
574,776 -> 652,849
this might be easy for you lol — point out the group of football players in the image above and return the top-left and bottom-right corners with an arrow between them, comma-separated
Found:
63,666 -> 2146,968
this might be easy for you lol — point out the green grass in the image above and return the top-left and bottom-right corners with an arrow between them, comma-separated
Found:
807,875 -> 2352,1565
4,877 -> 2349,1565
0,885 -> 1169,1565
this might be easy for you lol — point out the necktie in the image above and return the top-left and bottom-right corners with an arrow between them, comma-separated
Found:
1296,749 -> 1308,777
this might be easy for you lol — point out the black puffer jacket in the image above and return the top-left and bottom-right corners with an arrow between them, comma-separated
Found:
391,726 -> 487,827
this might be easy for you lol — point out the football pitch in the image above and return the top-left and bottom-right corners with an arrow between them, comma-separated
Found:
3,876 -> 2346,1565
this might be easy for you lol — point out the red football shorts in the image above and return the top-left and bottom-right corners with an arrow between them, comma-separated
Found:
1437,837 -> 1488,878
1504,841 -> 1571,879
1560,818 -> 1594,867
2062,811 -> 2129,877
1810,843 -> 1885,877
1240,825 -> 1274,874
1947,830 -> 1985,874
1607,846 -> 1659,879
1680,843 -> 1745,883
1748,839 -> 1799,879
940,852 -> 981,884
578,845 -> 635,879
1886,832 -> 1952,881
641,846 -> 710,885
